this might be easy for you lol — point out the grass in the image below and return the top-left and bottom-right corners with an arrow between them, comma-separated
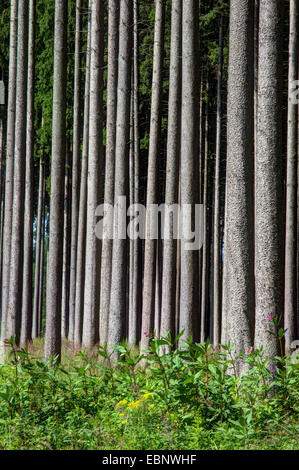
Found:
0,333 -> 298,450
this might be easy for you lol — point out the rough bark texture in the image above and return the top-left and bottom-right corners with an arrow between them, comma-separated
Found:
99,0 -> 119,345
1,0 -> 18,341
160,0 -> 182,342
140,0 -> 165,353
74,0 -> 91,346
284,0 -> 298,354
107,0 -> 132,355
32,159 -> 44,339
179,0 -> 200,345
255,0 -> 284,360
82,0 -> 104,348
7,0 -> 29,344
68,0 -> 82,343
44,0 -> 68,360
213,17 -> 223,347
21,0 -> 36,346
222,0 -> 255,366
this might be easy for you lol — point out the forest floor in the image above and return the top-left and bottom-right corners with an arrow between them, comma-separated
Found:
0,337 -> 298,450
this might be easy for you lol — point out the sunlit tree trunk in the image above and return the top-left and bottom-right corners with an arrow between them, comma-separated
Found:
160,0 -> 182,344
108,0 -> 132,355
140,0 -> 165,353
8,0 -> 29,345
82,0 -> 104,348
74,0 -> 91,346
284,0 -> 298,355
99,0 -> 119,345
179,0 -> 200,345
68,0 -> 82,343
255,0 -> 284,362
1,0 -> 18,341
44,0 -> 68,360
21,0 -> 36,346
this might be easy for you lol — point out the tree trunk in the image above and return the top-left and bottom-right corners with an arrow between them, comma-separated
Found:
1,0 -> 18,341
255,0 -> 284,362
222,0 -> 255,367
61,144 -> 71,339
44,0 -> 68,360
179,0 -> 200,345
74,0 -> 91,346
8,0 -> 29,345
68,0 -> 82,343
284,0 -> 298,355
160,0 -> 182,343
107,0 -> 132,355
82,0 -> 104,348
21,0 -> 36,346
32,158 -> 44,339
140,0 -> 165,353
213,17 -> 223,347
99,0 -> 119,346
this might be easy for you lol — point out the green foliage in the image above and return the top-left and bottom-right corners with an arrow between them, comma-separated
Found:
0,335 -> 298,450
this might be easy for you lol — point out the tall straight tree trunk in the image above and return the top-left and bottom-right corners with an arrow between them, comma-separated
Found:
1,0 -> 18,341
107,0 -> 132,354
131,0 -> 141,346
44,0 -> 68,360
32,158 -> 44,339
38,189 -> 45,337
222,0 -> 255,366
8,0 -> 29,345
61,145 -> 71,339
200,104 -> 208,343
140,0 -> 165,353
213,17 -> 223,347
255,0 -> 284,361
68,0 -> 82,342
99,0 -> 119,346
284,0 -> 298,355
21,0 -> 36,346
74,0 -> 91,346
0,119 -> 5,321
82,0 -> 104,348
160,0 -> 182,343
179,0 -> 200,345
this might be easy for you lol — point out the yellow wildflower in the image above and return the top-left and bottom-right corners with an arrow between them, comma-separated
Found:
121,420 -> 127,425
116,399 -> 128,408
141,393 -> 153,400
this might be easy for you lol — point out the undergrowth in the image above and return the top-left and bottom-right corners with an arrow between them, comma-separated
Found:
0,331 -> 298,450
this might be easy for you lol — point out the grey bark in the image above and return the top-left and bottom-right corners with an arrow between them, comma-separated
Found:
213,17 -> 223,347
140,0 -> 165,353
74,0 -> 91,346
61,145 -> 71,339
99,0 -> 119,346
82,0 -> 104,348
7,0 -> 29,344
107,0 -> 132,355
1,0 -> 18,341
284,0 -> 298,355
21,0 -> 36,346
32,158 -> 44,339
200,103 -> 208,343
160,0 -> 182,343
222,0 -> 255,365
68,0 -> 82,342
44,0 -> 68,360
255,0 -> 284,361
179,0 -> 200,345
